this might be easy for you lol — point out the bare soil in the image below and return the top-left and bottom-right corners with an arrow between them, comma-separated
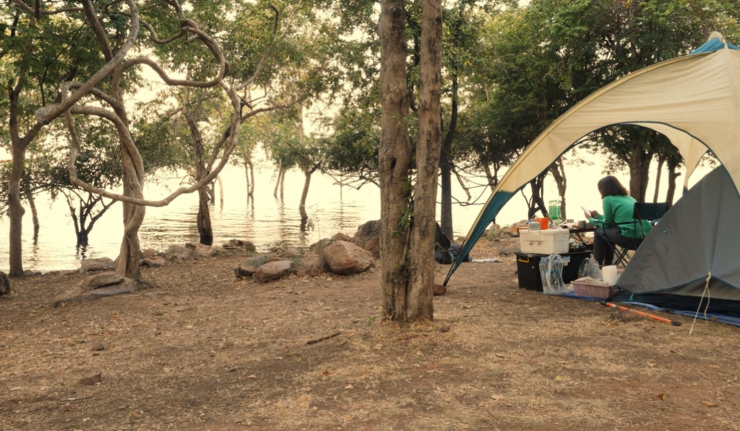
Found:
1,236 -> 738,431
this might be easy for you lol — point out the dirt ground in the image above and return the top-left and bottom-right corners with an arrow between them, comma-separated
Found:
1,235 -> 739,431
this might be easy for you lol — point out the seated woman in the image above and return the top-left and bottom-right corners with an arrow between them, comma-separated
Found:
585,176 -> 652,266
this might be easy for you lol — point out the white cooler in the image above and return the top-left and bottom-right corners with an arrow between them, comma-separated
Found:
520,229 -> 569,254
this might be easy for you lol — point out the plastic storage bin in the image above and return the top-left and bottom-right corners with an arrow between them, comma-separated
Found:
516,251 -> 590,292
520,229 -> 569,254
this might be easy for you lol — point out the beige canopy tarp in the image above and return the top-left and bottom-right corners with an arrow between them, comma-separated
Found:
445,33 -> 740,284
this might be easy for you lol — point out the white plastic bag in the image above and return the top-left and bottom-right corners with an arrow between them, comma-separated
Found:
539,254 -> 566,295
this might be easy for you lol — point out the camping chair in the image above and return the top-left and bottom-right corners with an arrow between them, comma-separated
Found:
610,202 -> 669,267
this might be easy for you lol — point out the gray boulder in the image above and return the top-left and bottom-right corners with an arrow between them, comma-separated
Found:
235,256 -> 268,279
223,239 -> 257,253
80,257 -> 115,273
0,271 -> 10,296
351,220 -> 381,258
309,238 -> 334,256
54,271 -> 137,306
142,256 -> 166,268
296,255 -> 329,277
166,245 -> 191,261
187,243 -> 215,258
332,233 -> 353,242
255,260 -> 294,283
322,241 -> 373,275
142,249 -> 158,259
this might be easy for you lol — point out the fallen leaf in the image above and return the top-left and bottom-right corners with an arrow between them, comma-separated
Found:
701,401 -> 718,407
322,370 -> 331,376
490,394 -> 503,401
248,374 -> 256,379
298,395 -> 308,403
344,384 -> 353,389
657,393 -> 667,401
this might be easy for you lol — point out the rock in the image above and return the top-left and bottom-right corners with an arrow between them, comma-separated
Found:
90,342 -> 106,352
276,247 -> 303,259
295,255 -> 329,277
79,257 -> 115,273
351,220 -> 381,258
23,270 -> 42,276
0,271 -> 10,296
223,239 -> 257,253
54,272 -> 137,307
141,256 -> 166,268
255,260 -> 294,283
332,233 -> 352,242
79,372 -> 102,386
322,241 -> 373,275
166,245 -> 191,261
142,249 -> 158,259
309,238 -> 334,256
499,245 -> 521,256
187,243 -> 215,258
235,256 -> 268,279
434,285 -> 447,296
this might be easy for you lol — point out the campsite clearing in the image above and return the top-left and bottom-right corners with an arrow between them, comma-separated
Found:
1,237 -> 738,430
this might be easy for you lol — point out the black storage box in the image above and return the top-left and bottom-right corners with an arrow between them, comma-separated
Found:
515,251 -> 591,292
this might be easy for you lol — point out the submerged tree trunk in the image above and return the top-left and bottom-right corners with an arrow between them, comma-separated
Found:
248,161 -> 255,197
407,0 -> 442,321
299,167 -> 314,220
25,187 -> 39,243
273,166 -> 282,198
379,0 -> 413,321
197,188 -> 213,245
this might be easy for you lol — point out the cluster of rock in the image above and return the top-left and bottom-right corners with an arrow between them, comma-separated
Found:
235,220 -> 382,283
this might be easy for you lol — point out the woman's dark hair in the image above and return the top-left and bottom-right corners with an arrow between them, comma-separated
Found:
597,176 -> 628,198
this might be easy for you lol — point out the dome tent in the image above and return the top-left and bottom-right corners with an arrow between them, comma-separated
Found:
445,33 -> 740,286
614,167 -> 740,314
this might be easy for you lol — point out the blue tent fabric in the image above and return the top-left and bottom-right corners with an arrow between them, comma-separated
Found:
442,190 -> 516,286
690,37 -> 739,54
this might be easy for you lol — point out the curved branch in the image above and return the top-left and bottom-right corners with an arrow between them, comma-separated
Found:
10,0 -> 84,15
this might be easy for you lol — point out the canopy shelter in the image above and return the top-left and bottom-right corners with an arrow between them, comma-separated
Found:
445,33 -> 740,286
614,167 -> 740,313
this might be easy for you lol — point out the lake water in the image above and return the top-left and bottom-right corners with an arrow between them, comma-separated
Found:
0,150 -> 710,272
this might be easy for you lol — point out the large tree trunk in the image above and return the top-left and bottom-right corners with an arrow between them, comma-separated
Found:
627,136 -> 653,202
549,158 -> 567,221
8,146 -> 26,277
379,0 -> 413,321
527,172 -> 549,219
299,167 -> 312,220
197,188 -> 213,246
407,0 -> 442,321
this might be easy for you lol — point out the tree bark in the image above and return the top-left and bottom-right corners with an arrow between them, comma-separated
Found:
627,137 -> 653,202
273,166 -> 282,198
183,97 -> 214,246
527,172 -> 549,219
407,0 -> 442,321
8,145 -> 27,277
483,164 -> 498,192
248,161 -> 255,197
379,0 -> 413,321
197,187 -> 213,245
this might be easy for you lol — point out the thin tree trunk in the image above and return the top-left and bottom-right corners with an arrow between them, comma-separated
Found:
217,175 -> 224,206
439,74 -> 458,241
527,173 -> 549,219
379,0 -> 413,321
8,146 -> 26,277
273,166 -> 282,198
665,159 -> 681,209
279,169 -> 285,200
197,188 -> 213,246
483,164 -> 498,192
25,187 -> 39,243
653,157 -> 664,203
627,137 -> 653,202
453,167 -> 471,201
248,161 -> 255,197
549,158 -> 567,221
407,0 -> 442,321
299,167 -> 312,220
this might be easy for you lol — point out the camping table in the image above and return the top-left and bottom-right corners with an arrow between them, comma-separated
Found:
568,227 -> 595,243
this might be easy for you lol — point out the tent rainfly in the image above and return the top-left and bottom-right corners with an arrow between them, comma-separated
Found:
613,167 -> 740,314
444,32 -> 740,286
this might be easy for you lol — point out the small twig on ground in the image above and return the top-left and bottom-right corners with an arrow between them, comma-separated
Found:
61,394 -> 94,402
306,331 -> 341,345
